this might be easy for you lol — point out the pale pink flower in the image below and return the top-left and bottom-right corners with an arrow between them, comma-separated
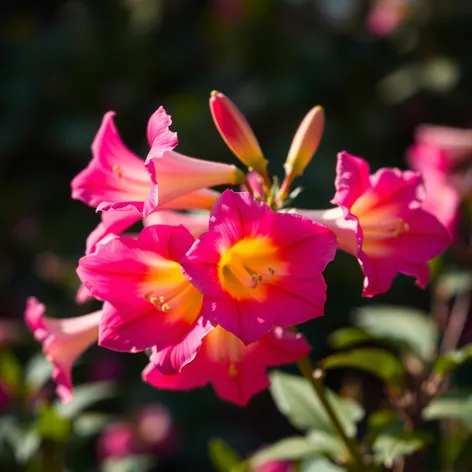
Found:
180,190 -> 337,345
77,225 -> 205,363
407,142 -> 460,235
366,0 -> 411,37
143,323 -> 310,406
97,422 -> 134,461
24,297 -> 104,403
414,124 -> 472,166
298,152 -> 450,297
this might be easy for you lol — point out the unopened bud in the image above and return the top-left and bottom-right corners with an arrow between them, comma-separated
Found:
284,106 -> 324,178
209,91 -> 267,177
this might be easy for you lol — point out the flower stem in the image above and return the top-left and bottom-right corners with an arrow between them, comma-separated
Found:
296,355 -> 368,471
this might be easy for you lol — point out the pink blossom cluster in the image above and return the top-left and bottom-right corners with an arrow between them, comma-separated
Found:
25,92 -> 451,406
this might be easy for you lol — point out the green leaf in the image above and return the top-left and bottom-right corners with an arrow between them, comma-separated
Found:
321,348 -> 404,385
434,345 -> 472,375
354,306 -> 438,361
0,349 -> 22,393
55,382 -> 115,419
2,422 -> 40,464
36,404 -> 72,442
329,327 -> 376,350
102,455 -> 153,472
250,434 -> 345,467
269,371 -> 364,437
423,394 -> 472,430
372,430 -> 427,467
25,353 -> 53,393
301,456 -> 346,472
208,438 -> 245,472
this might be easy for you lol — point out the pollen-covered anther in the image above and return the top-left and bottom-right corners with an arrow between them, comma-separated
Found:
112,164 -> 123,178
394,219 -> 410,236
147,295 -> 171,312
228,363 -> 238,377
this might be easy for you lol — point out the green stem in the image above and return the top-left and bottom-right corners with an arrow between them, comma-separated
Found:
296,355 -> 368,472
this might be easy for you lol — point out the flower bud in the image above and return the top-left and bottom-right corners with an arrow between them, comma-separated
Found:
284,106 -> 324,178
209,91 -> 267,176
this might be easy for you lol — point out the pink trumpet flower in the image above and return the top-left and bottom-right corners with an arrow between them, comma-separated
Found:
298,152 -> 450,297
77,225 -> 205,362
181,190 -> 337,344
143,323 -> 310,406
72,107 -> 242,216
25,297 -> 104,403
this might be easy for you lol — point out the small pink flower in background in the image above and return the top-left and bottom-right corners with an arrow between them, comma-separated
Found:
298,152 -> 450,297
366,0 -> 411,37
181,190 -> 337,344
414,124 -> 472,166
98,422 -> 134,461
407,142 -> 460,236
253,459 -> 294,472
134,404 -> 177,455
24,297 -> 104,403
143,324 -> 310,406
77,225 -> 205,364
97,403 -> 176,462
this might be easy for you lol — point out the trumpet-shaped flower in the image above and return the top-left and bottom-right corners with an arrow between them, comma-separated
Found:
143,323 -> 310,406
298,152 -> 450,297
181,190 -> 337,344
77,225 -> 205,359
72,106 -> 243,218
24,297 -> 104,403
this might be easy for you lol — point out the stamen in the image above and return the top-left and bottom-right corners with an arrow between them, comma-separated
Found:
365,219 -> 409,239
112,165 -> 123,178
228,363 -> 238,377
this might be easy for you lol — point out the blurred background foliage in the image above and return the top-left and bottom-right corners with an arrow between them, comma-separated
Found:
2,0 -> 472,470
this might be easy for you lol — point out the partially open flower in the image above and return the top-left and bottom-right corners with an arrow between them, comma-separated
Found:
210,91 -> 268,181
24,297 -> 104,403
284,106 -> 324,181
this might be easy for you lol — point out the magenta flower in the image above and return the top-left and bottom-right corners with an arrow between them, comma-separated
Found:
407,142 -> 460,235
72,107 -> 241,215
298,152 -> 450,297
97,422 -> 134,462
143,324 -> 310,406
72,107 -> 243,253
77,225 -> 205,359
253,460 -> 294,472
180,190 -> 337,344
24,297 -> 104,403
